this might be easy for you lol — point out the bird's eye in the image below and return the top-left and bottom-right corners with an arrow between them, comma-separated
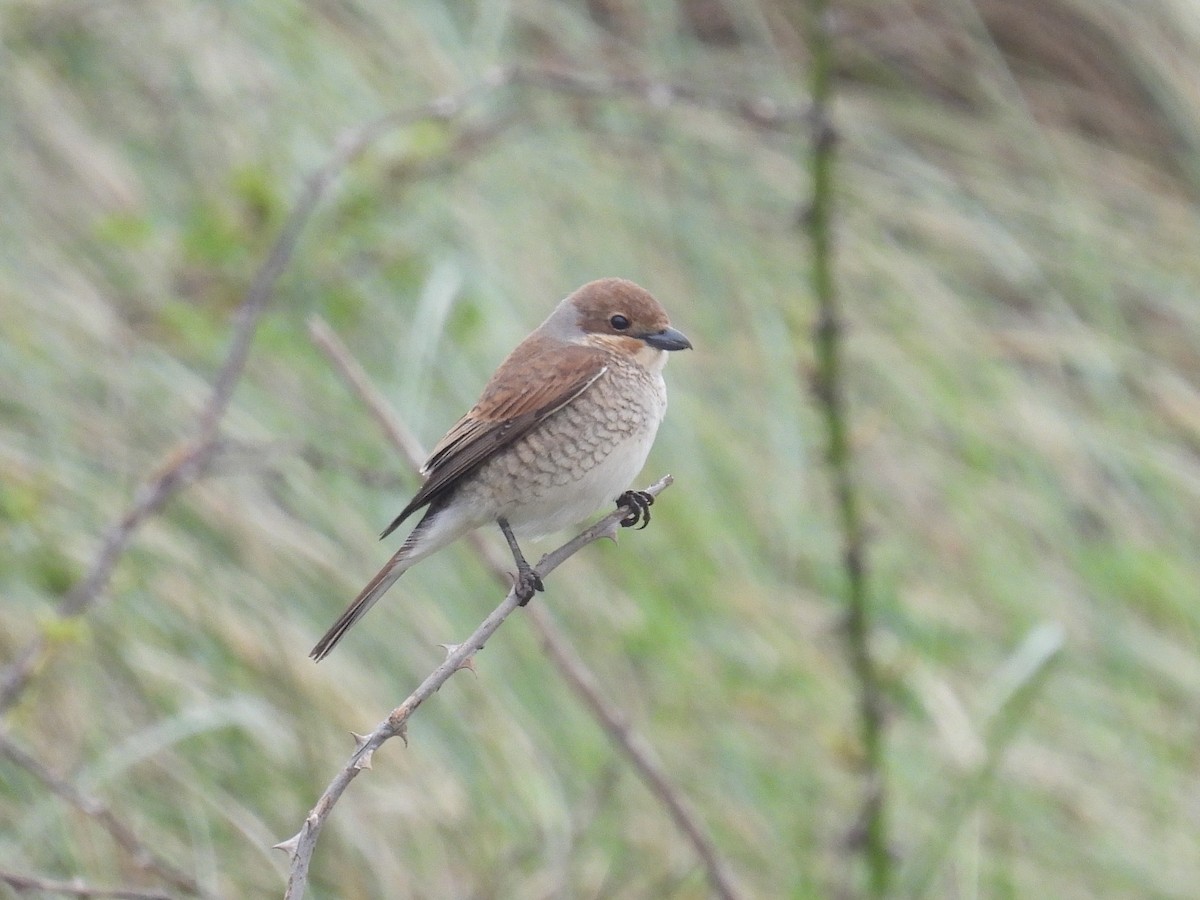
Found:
610,314 -> 630,331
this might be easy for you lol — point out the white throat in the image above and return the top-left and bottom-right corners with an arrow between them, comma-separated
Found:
635,343 -> 669,372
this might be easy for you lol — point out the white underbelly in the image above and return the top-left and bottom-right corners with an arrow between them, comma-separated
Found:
507,425 -> 659,538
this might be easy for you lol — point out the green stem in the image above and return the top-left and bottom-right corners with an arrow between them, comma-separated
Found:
804,3 -> 890,895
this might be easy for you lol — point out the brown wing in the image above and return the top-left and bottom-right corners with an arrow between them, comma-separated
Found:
380,341 -> 609,539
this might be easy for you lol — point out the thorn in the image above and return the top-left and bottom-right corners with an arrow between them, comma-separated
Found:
350,732 -> 376,770
273,833 -> 301,859
382,717 -> 409,747
439,643 -> 478,675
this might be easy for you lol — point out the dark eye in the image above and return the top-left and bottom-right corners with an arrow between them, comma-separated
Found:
610,314 -> 630,331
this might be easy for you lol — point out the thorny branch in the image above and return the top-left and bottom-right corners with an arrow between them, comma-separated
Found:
277,476 -> 674,900
308,318 -> 742,900
0,64 -> 804,899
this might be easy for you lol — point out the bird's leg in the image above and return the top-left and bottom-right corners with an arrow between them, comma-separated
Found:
497,517 -> 544,605
615,490 -> 655,529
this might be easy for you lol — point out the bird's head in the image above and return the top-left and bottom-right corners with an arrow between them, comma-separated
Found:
546,278 -> 692,365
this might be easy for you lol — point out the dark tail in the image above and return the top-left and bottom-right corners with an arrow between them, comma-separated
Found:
310,551 -> 411,661
311,504 -> 466,661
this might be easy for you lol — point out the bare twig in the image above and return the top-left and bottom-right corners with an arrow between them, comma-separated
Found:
802,3 -> 890,895
0,728 -> 204,896
0,869 -> 175,900
508,65 -> 808,131
277,477 -> 673,900
309,317 -> 743,899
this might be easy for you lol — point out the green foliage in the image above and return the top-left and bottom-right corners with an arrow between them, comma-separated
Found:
2,1 -> 1200,898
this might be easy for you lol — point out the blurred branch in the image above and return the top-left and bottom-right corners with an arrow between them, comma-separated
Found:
308,317 -> 743,900
0,444 -> 209,713
0,869 -> 175,899
900,624 -> 1064,898
307,318 -> 428,466
0,80 -> 500,716
276,475 -> 674,900
802,3 -> 890,895
533,610 -> 741,899
508,64 -> 808,131
0,727 -> 204,897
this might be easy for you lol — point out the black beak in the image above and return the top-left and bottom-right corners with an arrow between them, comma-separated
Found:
641,326 -> 693,351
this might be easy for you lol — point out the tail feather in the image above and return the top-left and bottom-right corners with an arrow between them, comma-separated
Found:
310,502 -> 473,661
309,552 -> 410,661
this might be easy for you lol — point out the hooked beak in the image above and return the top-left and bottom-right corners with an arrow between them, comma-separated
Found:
640,326 -> 693,352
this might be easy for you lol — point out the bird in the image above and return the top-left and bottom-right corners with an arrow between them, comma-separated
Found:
310,277 -> 692,660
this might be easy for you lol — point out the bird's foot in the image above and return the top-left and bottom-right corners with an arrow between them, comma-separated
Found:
616,490 -> 655,529
514,562 -> 545,606
498,517 -> 544,606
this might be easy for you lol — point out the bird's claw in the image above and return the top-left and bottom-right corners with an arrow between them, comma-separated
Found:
514,564 -> 544,606
616,490 -> 655,529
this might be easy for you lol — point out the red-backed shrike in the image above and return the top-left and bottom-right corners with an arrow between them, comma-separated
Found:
311,278 -> 691,660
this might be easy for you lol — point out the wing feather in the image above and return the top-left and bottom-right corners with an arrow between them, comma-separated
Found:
380,342 -> 608,539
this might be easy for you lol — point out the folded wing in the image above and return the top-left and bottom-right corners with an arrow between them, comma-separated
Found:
380,342 -> 609,539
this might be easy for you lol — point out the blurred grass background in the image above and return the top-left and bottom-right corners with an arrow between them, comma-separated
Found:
3,0 -> 1200,897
